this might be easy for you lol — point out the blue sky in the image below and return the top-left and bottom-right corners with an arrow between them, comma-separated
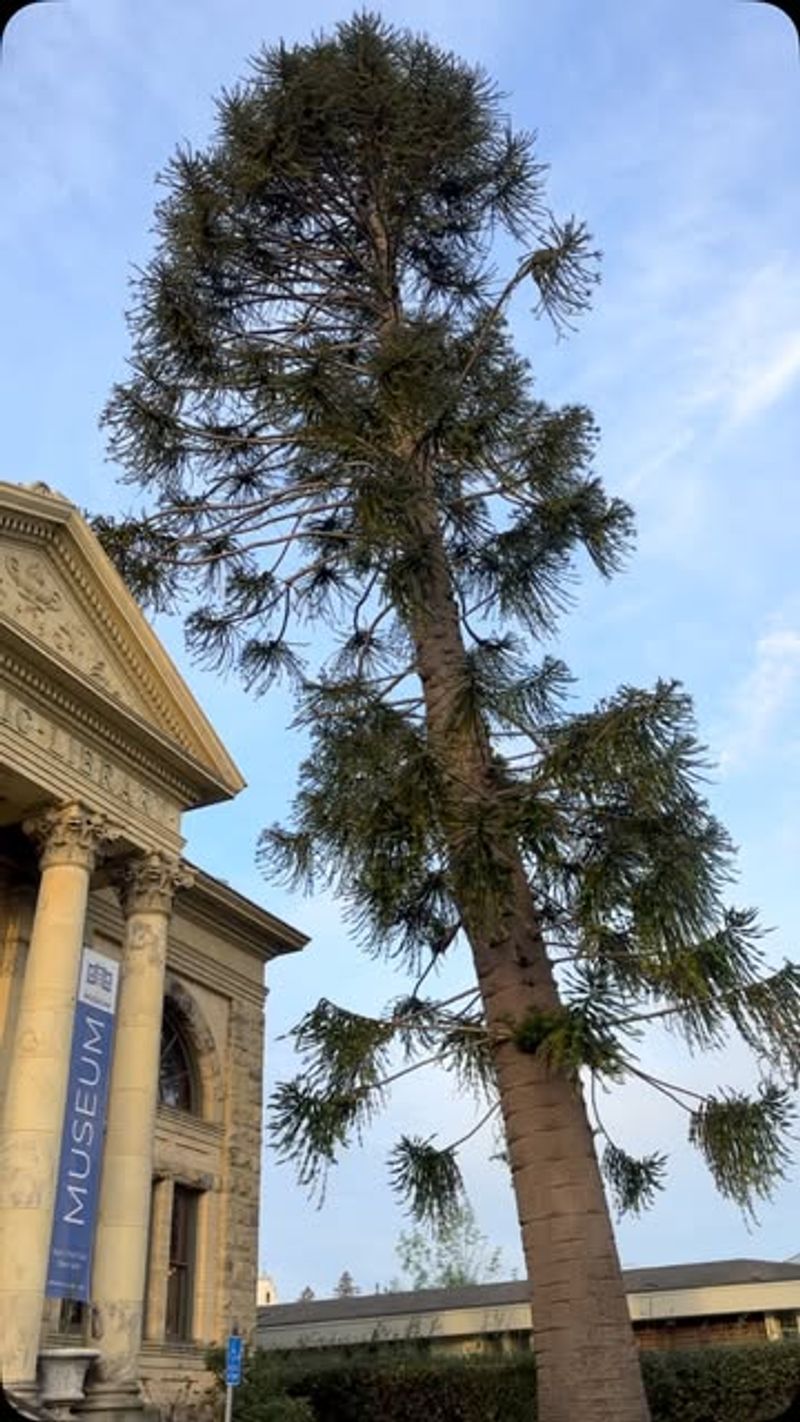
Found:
2,0 -> 799,1302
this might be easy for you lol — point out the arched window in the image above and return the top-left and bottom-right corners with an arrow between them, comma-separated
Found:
158,1001 -> 198,1113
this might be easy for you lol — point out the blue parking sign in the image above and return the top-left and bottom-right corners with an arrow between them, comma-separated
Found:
226,1334 -> 244,1387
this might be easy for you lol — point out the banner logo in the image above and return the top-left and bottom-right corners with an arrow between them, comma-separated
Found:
45,946 -> 119,1301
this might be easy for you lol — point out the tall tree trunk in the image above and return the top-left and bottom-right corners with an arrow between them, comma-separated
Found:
367,170 -> 649,1407
404,467 -> 650,1422
471,878 -> 649,1422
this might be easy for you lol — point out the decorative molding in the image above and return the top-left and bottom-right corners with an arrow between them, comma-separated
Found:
167,934 -> 266,1006
152,1123 -> 222,1188
0,487 -> 245,803
139,1342 -> 210,1365
155,1105 -> 224,1143
0,510 -> 58,545
150,1161 -> 219,1192
24,800 -> 121,871
113,852 -> 196,917
0,547 -> 133,705
0,511 -> 189,747
52,535 -> 189,749
0,651 -> 197,808
163,974 -> 225,1126
178,871 -> 308,961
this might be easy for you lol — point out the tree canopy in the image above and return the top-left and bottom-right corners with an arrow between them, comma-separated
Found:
389,1203 -> 505,1291
98,12 -> 799,1227
96,15 -> 798,1420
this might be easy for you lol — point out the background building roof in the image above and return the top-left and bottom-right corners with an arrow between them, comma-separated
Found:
258,1259 -> 800,1328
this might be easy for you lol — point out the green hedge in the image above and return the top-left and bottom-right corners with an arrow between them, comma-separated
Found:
286,1353 -> 532,1422
221,1349 -> 533,1422
213,1340 -> 800,1422
642,1342 -> 800,1421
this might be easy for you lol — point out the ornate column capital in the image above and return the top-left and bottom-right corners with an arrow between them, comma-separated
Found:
111,851 -> 195,918
23,800 -> 120,872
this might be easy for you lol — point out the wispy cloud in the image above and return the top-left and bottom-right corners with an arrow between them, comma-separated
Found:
729,329 -> 800,426
687,259 -> 800,433
720,626 -> 800,772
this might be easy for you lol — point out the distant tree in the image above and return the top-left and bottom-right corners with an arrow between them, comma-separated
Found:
97,15 -> 800,1422
391,1202 -> 504,1291
298,1286 -> 315,1303
333,1270 -> 359,1297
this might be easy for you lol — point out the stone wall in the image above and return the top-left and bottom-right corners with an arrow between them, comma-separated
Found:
219,994 -> 265,1342
139,1345 -> 218,1422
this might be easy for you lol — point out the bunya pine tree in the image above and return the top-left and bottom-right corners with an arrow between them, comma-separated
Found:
95,16 -> 800,1422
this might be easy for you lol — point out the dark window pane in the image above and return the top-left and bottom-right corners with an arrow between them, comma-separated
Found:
159,1004 -> 197,1113
165,1186 -> 197,1342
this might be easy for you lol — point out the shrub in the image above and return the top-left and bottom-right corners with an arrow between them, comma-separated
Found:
642,1340 -> 800,1422
206,1349 -> 315,1422
281,1352 -> 535,1422
212,1340 -> 800,1422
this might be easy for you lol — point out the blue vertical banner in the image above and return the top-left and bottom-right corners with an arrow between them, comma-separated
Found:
45,946 -> 119,1301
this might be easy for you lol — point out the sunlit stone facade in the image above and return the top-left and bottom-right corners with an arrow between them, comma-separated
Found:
0,482 -> 306,1420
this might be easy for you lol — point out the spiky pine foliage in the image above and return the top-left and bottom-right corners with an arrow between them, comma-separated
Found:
259,674 -> 800,1221
97,16 -> 797,1418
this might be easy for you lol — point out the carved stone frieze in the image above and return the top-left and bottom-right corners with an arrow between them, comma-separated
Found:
0,547 -> 133,705
23,800 -> 121,871
112,851 -> 196,918
0,677 -> 187,835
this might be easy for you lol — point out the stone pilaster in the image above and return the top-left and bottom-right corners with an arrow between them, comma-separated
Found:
0,802 -> 118,1393
0,859 -> 34,1121
142,1176 -> 173,1344
86,853 -> 193,1421
220,996 -> 264,1340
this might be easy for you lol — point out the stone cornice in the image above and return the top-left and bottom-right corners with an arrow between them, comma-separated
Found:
0,482 -> 246,807
182,868 -> 309,963
167,936 -> 266,1006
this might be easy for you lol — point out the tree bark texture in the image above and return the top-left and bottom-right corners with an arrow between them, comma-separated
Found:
405,470 -> 650,1422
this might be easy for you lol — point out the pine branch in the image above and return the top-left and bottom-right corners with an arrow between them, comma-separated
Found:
388,1136 -> 465,1227
601,1143 -> 668,1220
589,1074 -> 668,1218
688,1084 -> 796,1218
513,1002 -> 629,1080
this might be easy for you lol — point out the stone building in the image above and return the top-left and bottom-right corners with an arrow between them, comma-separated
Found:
0,482 -> 307,1418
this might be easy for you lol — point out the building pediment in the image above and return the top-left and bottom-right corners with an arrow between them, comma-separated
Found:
0,482 -> 244,819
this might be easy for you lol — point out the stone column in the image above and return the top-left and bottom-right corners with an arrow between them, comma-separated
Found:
0,802 -> 117,1394
142,1176 -> 173,1344
85,853 -> 193,1422
0,858 -> 33,1116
